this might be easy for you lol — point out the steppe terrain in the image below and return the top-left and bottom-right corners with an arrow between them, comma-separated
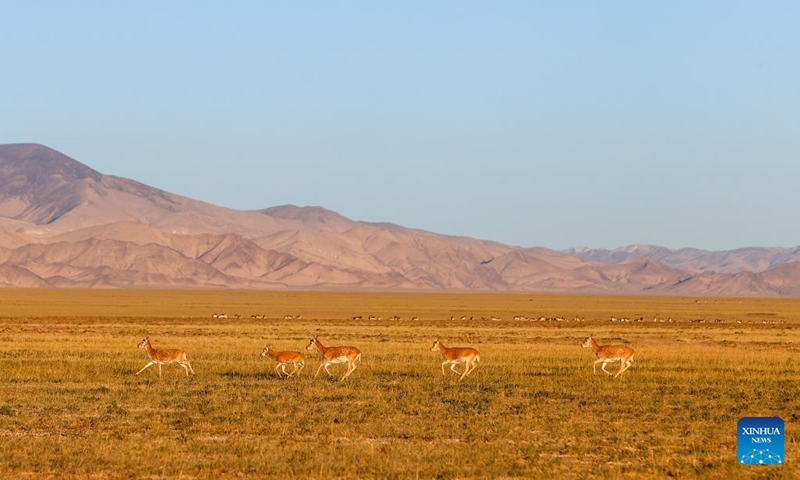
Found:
0,290 -> 797,478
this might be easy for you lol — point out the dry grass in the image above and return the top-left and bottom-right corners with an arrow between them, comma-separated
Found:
0,289 -> 798,479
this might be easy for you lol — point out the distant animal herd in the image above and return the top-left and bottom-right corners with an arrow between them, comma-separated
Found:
210,313 -> 784,324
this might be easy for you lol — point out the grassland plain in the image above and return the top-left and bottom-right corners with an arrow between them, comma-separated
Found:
0,289 -> 798,479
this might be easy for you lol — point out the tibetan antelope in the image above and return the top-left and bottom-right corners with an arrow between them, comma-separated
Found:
305,336 -> 361,382
261,345 -> 305,378
581,334 -> 634,378
430,340 -> 481,381
136,336 -> 195,377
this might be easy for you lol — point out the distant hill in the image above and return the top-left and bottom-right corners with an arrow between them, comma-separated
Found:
564,244 -> 800,274
1,143 -> 799,296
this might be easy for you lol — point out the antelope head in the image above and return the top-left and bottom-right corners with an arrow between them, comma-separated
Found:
305,336 -> 318,351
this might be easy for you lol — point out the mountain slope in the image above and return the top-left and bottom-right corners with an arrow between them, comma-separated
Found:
1,143 -> 799,296
0,143 -> 291,237
565,244 -> 800,274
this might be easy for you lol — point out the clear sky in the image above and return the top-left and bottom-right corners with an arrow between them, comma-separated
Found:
2,1 -> 798,250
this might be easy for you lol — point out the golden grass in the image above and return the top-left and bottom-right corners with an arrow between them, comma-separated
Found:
0,289 -> 798,479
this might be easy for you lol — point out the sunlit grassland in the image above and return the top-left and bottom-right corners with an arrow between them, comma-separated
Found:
0,289 -> 799,478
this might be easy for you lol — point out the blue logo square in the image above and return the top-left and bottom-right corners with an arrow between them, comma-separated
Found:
738,417 -> 784,465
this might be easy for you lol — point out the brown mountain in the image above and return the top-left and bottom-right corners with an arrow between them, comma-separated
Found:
1,143 -> 799,296
564,244 -> 800,274
0,143 -> 289,237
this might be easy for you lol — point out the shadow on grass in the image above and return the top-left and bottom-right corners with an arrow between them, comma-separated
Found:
219,371 -> 274,380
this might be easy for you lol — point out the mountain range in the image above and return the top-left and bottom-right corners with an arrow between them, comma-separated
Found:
1,143 -> 798,296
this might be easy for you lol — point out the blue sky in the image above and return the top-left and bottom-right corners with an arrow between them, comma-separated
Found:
2,1 -> 798,250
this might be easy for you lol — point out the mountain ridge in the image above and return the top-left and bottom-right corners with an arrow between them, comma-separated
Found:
564,244 -> 800,274
1,143 -> 798,296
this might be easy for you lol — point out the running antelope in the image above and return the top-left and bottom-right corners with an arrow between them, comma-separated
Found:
430,340 -> 481,381
261,345 -> 305,378
305,336 -> 361,381
136,336 -> 195,377
581,334 -> 634,378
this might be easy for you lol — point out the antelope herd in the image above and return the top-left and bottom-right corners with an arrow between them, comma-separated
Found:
135,332 -> 639,380
211,312 -> 780,324
138,308 -> 783,380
